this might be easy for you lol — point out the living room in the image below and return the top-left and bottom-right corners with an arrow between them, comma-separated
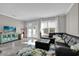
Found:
0,3 -> 79,56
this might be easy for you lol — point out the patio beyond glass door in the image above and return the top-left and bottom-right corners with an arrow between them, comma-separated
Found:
27,22 -> 38,43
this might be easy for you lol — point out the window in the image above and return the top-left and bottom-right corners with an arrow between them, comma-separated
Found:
40,19 -> 57,37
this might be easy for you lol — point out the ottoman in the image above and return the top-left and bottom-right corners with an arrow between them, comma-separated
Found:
35,39 -> 50,51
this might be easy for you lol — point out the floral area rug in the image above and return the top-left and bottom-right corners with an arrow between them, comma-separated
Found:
16,45 -> 47,56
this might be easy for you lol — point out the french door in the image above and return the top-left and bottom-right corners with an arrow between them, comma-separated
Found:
27,22 -> 37,38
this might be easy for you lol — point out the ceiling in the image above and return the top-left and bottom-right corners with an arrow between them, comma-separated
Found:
0,3 -> 71,20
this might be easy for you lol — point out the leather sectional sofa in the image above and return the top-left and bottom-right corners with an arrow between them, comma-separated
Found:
49,33 -> 79,56
36,33 -> 79,56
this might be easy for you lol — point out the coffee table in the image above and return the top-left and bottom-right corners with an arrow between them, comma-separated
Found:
35,39 -> 50,51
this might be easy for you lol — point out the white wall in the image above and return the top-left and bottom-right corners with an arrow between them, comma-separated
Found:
0,14 -> 23,33
66,3 -> 79,35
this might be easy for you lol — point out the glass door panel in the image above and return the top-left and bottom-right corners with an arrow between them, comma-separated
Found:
27,22 -> 38,39
27,28 -> 32,37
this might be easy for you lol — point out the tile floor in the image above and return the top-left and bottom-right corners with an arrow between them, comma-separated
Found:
0,39 -> 55,56
0,40 -> 29,56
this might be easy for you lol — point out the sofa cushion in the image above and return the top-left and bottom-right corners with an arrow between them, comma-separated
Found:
53,36 -> 64,43
62,34 -> 67,39
71,43 -> 79,51
64,36 -> 72,44
68,37 -> 77,46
